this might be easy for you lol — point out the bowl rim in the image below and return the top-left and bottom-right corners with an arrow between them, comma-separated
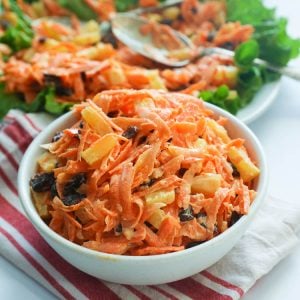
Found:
18,102 -> 268,261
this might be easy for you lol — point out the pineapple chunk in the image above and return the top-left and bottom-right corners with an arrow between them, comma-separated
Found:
228,146 -> 260,182
78,43 -> 115,60
81,135 -> 117,165
191,173 -> 222,196
206,119 -> 230,143
194,138 -> 207,149
81,106 -> 113,136
147,209 -> 166,229
123,228 -> 135,240
145,190 -> 175,206
162,7 -> 180,20
73,31 -> 101,46
31,191 -> 50,220
104,63 -> 127,85
37,152 -> 57,172
146,70 -> 166,90
73,20 -> 101,46
134,97 -> 156,111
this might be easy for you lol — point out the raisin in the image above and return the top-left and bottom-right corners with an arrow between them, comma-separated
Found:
179,206 -> 194,222
115,224 -> 122,234
62,193 -> 86,206
50,182 -> 58,198
195,211 -> 207,228
107,110 -> 119,118
185,241 -> 204,249
52,132 -> 63,142
30,172 -> 55,192
161,19 -> 173,26
137,136 -> 147,145
229,211 -> 242,227
38,36 -> 47,44
80,71 -> 87,82
177,168 -> 187,178
44,74 -> 62,86
231,164 -> 240,178
191,6 -> 198,14
122,126 -> 139,139
56,86 -> 73,96
140,178 -> 157,188
207,31 -> 215,42
63,173 -> 87,196
79,121 -> 84,129
44,73 -> 73,96
220,42 -> 235,50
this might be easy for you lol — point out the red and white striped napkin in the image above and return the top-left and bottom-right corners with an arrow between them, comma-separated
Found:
1,109 -> 300,300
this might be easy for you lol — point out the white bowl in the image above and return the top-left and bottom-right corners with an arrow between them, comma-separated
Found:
18,102 -> 268,285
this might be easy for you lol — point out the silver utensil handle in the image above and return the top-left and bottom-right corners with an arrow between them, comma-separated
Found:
254,58 -> 300,81
203,47 -> 300,81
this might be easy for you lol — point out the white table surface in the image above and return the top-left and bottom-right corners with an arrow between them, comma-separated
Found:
1,0 -> 300,299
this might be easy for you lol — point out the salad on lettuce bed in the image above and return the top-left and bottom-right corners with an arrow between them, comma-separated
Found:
0,0 -> 299,119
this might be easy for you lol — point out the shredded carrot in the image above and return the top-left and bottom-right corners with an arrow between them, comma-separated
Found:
31,89 -> 260,255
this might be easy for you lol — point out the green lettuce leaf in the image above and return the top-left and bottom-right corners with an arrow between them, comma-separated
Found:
0,85 -> 72,120
200,85 -> 240,115
227,0 -> 300,66
0,0 -> 34,52
58,0 -> 98,21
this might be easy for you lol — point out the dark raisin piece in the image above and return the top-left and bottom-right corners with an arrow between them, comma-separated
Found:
229,211 -> 242,227
52,131 -> 63,142
62,193 -> 86,206
79,121 -> 84,129
44,74 -> 62,86
122,126 -> 139,139
179,206 -> 194,222
30,172 -> 55,192
185,241 -> 204,249
191,6 -> 198,14
107,110 -> 119,118
115,224 -> 122,234
207,31 -> 215,42
220,42 -> 235,50
231,164 -> 240,178
137,135 -> 147,145
140,178 -> 157,188
63,173 -> 87,196
195,211 -> 207,228
55,86 -> 74,97
178,13 -> 184,21
80,71 -> 87,81
38,36 -> 47,44
50,182 -> 58,198
161,19 -> 173,26
167,138 -> 173,143
177,168 -> 187,178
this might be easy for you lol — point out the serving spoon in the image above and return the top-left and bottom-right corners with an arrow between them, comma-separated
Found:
111,15 -> 300,81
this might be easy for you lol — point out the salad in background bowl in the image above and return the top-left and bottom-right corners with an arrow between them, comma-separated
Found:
0,0 -> 299,121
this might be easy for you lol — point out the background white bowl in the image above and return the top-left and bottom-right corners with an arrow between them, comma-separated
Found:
18,103 -> 268,285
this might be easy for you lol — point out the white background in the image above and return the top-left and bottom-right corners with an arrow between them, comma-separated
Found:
0,0 -> 300,299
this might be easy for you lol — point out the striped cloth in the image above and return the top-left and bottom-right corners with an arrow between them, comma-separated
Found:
1,109 -> 300,300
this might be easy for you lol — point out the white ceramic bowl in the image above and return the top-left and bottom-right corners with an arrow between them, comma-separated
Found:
18,103 -> 268,285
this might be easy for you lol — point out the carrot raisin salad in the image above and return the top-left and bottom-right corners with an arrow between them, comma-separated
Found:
30,90 -> 260,255
2,0 -> 298,119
